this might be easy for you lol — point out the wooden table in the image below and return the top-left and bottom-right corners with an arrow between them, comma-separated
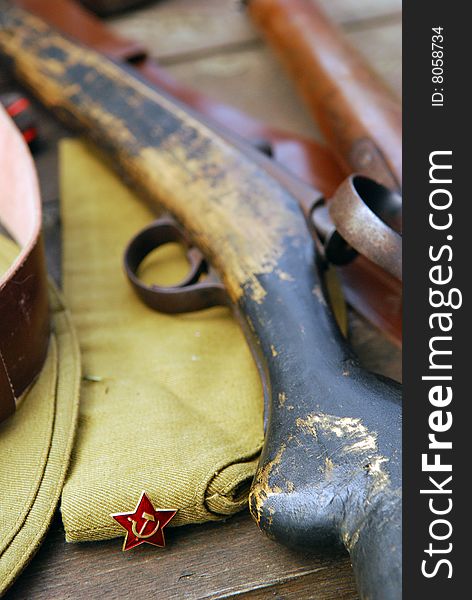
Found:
2,0 -> 401,597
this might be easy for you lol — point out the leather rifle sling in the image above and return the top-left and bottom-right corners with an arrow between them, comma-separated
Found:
14,0 -> 402,345
0,105 -> 50,423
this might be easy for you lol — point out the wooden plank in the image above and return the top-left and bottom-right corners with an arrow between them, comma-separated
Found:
110,0 -> 258,61
349,21 -> 402,96
7,512 -> 358,599
167,44 -> 320,138
320,0 -> 401,27
162,20 -> 401,139
109,0 -> 401,62
109,0 -> 401,138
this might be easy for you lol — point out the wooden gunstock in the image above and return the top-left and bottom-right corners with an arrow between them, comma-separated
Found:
248,0 -> 402,191
0,4 -> 401,598
14,0 -> 403,346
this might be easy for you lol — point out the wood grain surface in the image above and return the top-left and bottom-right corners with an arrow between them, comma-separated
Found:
2,0 -> 401,597
7,512 -> 358,600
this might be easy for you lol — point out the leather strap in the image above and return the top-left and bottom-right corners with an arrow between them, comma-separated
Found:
0,105 -> 50,423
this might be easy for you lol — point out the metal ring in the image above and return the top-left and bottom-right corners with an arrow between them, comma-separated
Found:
327,175 -> 402,280
124,217 -> 227,313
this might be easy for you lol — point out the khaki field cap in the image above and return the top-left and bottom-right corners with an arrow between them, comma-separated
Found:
0,105 -> 81,594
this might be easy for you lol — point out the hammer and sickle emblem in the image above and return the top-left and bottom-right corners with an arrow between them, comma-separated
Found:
128,511 -> 160,539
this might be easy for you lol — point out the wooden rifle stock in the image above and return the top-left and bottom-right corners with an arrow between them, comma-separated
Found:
14,0 -> 403,346
248,0 -> 402,192
0,4 -> 401,599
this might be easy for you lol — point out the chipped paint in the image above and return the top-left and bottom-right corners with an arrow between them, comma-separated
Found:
297,413 -> 376,451
276,269 -> 295,282
278,391 -> 286,407
249,445 -> 286,526
296,412 -> 390,489
343,528 -> 361,553
324,457 -> 334,478
270,345 -> 278,357
312,285 -> 327,306
365,456 -> 390,491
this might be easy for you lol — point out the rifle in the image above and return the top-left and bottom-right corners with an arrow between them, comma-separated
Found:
0,4 -> 402,599
14,0 -> 403,344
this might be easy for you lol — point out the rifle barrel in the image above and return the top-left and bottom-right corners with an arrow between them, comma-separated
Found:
248,0 -> 402,191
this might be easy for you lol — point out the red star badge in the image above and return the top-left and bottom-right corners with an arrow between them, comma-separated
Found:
111,491 -> 177,551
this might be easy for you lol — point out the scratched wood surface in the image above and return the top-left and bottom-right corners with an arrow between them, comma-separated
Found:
2,0 -> 401,597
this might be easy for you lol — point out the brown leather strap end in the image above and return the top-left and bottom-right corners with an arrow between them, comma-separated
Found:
0,105 -> 50,423
0,236 -> 50,398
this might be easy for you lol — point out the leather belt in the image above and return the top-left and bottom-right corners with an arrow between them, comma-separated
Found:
0,105 -> 50,423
